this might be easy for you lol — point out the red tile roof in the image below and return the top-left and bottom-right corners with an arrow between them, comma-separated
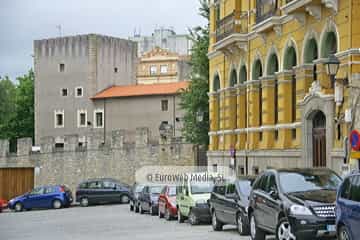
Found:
92,81 -> 189,99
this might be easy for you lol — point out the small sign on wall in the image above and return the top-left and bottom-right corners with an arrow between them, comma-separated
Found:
350,130 -> 360,151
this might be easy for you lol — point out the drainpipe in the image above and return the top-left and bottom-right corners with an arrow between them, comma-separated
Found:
173,95 -> 176,137
103,99 -> 106,144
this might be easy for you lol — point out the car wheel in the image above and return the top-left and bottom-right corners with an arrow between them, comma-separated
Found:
52,199 -> 62,209
80,197 -> 89,207
177,208 -> 185,223
165,207 -> 171,221
149,205 -> 154,216
189,209 -> 199,225
120,195 -> 129,204
212,210 -> 223,231
276,217 -> 296,240
139,204 -> 145,214
250,213 -> 266,240
237,212 -> 249,235
338,225 -> 351,240
14,202 -> 23,212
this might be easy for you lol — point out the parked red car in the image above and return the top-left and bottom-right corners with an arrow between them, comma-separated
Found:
0,199 -> 8,213
158,185 -> 177,220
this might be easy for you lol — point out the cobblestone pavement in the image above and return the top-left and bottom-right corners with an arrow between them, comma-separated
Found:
0,204 -> 276,240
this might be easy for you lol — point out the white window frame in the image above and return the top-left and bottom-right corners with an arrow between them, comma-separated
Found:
54,110 -> 64,128
77,109 -> 88,128
150,65 -> 157,75
160,65 -> 168,74
75,86 -> 83,98
94,109 -> 104,129
61,88 -> 68,97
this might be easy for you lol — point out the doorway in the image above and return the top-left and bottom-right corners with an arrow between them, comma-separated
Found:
312,111 -> 326,167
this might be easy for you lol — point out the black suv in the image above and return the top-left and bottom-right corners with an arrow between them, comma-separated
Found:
129,183 -> 145,212
138,185 -> 163,215
248,168 -> 342,240
209,176 -> 255,235
76,178 -> 131,207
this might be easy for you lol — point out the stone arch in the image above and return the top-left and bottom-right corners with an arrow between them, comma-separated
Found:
302,29 -> 320,64
239,65 -> 247,84
252,59 -> 263,80
282,38 -> 299,70
283,46 -> 297,70
267,53 -> 279,76
213,73 -> 221,92
320,21 -> 339,58
229,68 -> 237,87
304,38 -> 319,64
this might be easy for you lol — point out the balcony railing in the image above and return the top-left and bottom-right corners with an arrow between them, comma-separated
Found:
216,11 -> 248,42
256,0 -> 278,24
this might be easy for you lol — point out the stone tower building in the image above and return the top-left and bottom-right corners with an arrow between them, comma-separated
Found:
33,34 -> 138,145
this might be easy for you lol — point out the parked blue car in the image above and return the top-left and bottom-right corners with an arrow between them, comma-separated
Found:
8,185 -> 73,212
336,171 -> 360,240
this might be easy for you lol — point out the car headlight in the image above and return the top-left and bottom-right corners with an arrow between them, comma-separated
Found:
290,205 -> 313,216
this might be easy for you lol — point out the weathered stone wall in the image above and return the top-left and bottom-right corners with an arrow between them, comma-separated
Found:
0,128 -> 196,194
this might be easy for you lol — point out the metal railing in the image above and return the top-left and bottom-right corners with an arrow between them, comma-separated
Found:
256,0 -> 278,24
216,11 -> 248,42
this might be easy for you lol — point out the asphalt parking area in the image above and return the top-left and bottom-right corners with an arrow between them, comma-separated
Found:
0,204 -> 276,240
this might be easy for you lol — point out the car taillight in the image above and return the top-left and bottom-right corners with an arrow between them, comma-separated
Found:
60,187 -> 65,192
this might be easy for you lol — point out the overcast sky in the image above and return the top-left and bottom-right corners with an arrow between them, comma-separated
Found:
0,0 -> 206,80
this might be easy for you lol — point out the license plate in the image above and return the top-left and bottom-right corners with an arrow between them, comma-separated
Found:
327,225 -> 336,232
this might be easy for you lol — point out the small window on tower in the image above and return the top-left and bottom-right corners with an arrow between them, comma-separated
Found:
114,67 -> 118,73
59,63 -> 65,72
161,100 -> 168,111
61,88 -> 68,97
150,66 -> 157,75
76,87 -> 83,97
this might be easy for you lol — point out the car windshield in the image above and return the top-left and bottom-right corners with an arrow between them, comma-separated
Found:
168,186 -> 176,196
191,182 -> 214,194
238,180 -> 253,196
279,171 -> 342,194
150,186 -> 162,194
135,185 -> 144,193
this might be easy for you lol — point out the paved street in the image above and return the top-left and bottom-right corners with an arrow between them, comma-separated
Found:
0,204 -> 275,240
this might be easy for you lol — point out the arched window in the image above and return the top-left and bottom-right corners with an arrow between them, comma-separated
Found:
252,59 -> 263,133
284,46 -> 298,139
213,75 -> 221,130
321,31 -> 338,58
304,38 -> 319,82
213,75 -> 220,91
239,65 -> 247,84
230,69 -> 237,87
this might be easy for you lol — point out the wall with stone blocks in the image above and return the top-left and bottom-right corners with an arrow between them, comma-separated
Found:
0,128 -> 196,194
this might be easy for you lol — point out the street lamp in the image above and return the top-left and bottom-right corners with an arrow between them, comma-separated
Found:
324,54 -> 340,88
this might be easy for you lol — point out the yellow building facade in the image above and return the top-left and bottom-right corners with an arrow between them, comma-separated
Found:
136,47 -> 191,85
208,0 -> 360,174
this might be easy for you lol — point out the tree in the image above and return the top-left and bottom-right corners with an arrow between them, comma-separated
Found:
180,0 -> 210,146
0,70 -> 35,142
0,76 -> 16,139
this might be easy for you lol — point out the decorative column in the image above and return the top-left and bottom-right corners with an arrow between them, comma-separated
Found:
224,87 -> 237,150
259,76 -> 276,149
276,71 -> 293,148
236,84 -> 247,150
248,81 -> 261,150
218,89 -> 226,151
208,92 -> 219,151
294,64 -> 315,147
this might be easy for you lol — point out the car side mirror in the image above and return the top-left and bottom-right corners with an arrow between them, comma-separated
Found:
269,190 -> 279,199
